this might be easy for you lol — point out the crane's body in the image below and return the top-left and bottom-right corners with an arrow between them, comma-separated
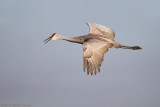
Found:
44,23 -> 141,75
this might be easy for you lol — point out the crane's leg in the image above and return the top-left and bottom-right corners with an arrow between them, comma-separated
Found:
112,42 -> 141,50
99,37 -> 141,50
115,44 -> 142,50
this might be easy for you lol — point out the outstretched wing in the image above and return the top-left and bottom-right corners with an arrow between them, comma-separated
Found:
87,22 -> 115,40
83,39 -> 112,75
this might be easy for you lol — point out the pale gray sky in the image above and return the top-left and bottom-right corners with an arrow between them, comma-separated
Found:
0,0 -> 160,107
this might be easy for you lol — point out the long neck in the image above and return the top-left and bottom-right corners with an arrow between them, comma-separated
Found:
61,36 -> 84,44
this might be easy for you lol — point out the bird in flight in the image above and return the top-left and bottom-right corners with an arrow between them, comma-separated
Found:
44,23 -> 141,75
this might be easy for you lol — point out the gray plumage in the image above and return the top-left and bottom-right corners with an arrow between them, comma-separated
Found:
44,22 -> 142,75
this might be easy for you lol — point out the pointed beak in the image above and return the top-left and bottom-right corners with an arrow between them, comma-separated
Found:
44,36 -> 52,44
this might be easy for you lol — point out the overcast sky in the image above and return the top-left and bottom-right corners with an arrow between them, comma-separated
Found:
0,0 -> 160,107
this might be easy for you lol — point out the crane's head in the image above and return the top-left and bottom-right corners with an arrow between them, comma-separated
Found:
44,33 -> 62,44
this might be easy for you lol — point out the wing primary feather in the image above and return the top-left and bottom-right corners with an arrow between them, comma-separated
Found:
90,58 -> 97,75
92,60 -> 97,75
97,65 -> 100,72
83,58 -> 86,72
87,60 -> 90,75
93,64 -> 97,75
89,60 -> 93,76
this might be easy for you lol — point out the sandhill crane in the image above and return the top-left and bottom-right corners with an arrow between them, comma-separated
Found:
44,23 -> 141,75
